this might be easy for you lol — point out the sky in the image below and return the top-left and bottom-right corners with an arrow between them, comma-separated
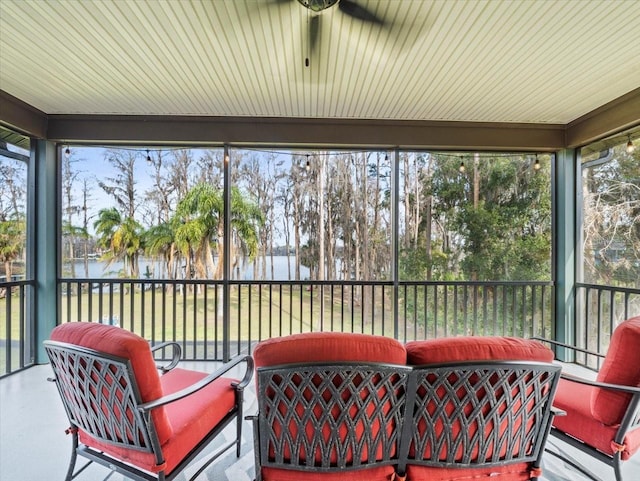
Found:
65,145 -> 299,237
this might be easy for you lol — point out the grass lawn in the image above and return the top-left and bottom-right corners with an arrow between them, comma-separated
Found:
2,283 -> 393,341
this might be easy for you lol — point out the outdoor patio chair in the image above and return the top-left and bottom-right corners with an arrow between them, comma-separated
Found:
250,332 -> 560,481
401,336 -> 562,481
44,322 -> 254,481
534,315 -> 640,481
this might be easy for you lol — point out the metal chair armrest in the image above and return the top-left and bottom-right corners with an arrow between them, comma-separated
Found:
551,406 -> 567,417
138,354 -> 254,412
150,341 -> 182,373
530,336 -> 606,359
560,372 -> 640,395
231,355 -> 255,391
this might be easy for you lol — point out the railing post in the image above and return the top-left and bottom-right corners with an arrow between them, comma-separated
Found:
223,145 -> 231,361
553,148 -> 577,361
391,148 -> 400,340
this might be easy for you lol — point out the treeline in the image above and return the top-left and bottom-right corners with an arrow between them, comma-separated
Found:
401,152 -> 552,281
0,157 -> 26,281
59,148 -> 556,282
63,149 -> 264,280
581,143 -> 640,287
3,141 -> 637,287
5,142 -> 639,286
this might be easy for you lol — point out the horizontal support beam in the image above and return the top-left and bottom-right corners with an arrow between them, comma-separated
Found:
46,115 -> 565,151
2,88 -> 638,151
566,87 -> 640,148
0,90 -> 48,139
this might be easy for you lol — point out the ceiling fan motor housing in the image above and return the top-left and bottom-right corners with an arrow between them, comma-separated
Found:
297,0 -> 339,13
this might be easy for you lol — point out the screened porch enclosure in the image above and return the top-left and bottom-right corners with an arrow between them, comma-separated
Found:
1,0 -> 639,378
2,3 -> 640,481
1,135 -> 640,376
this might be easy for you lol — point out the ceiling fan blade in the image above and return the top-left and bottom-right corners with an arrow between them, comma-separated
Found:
338,0 -> 385,25
309,15 -> 321,55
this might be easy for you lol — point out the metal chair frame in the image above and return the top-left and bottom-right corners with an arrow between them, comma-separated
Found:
45,339 -> 254,481
251,360 -> 561,481
533,338 -> 640,481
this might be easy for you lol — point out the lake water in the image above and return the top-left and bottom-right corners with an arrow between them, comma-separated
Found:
63,256 -> 310,281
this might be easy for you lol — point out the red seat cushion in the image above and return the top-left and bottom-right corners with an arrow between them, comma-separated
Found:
405,462 -> 534,480
554,377 -> 640,461
50,322 -> 173,442
405,336 -> 554,365
261,465 -> 397,481
79,368 -> 238,474
591,316 -> 640,426
253,331 -> 407,367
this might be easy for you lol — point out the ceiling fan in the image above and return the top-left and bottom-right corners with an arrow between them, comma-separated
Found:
297,0 -> 383,22
288,0 -> 389,64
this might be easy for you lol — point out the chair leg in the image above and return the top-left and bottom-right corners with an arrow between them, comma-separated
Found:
613,452 -> 624,481
65,430 -> 94,481
64,434 -> 78,481
64,431 -> 79,481
236,391 -> 244,457
252,417 -> 262,481
236,410 -> 243,457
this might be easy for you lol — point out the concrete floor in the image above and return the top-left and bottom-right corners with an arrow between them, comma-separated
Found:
1,363 -> 637,481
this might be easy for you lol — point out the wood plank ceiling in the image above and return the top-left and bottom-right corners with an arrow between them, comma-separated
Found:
1,0 -> 639,125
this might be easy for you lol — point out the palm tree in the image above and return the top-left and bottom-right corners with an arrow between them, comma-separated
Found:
227,186 -> 263,278
0,219 -> 24,283
94,208 -> 144,278
174,183 -> 263,280
144,221 -> 179,279
174,183 -> 218,279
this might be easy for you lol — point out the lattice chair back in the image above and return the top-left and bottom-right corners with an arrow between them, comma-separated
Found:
403,336 -> 560,481
402,362 -> 560,477
252,331 -> 408,481
45,342 -> 163,460
256,363 -> 411,471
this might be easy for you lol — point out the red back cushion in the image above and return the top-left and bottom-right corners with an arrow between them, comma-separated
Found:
50,322 -> 173,442
406,336 -> 554,365
253,331 -> 407,367
591,316 -> 640,426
